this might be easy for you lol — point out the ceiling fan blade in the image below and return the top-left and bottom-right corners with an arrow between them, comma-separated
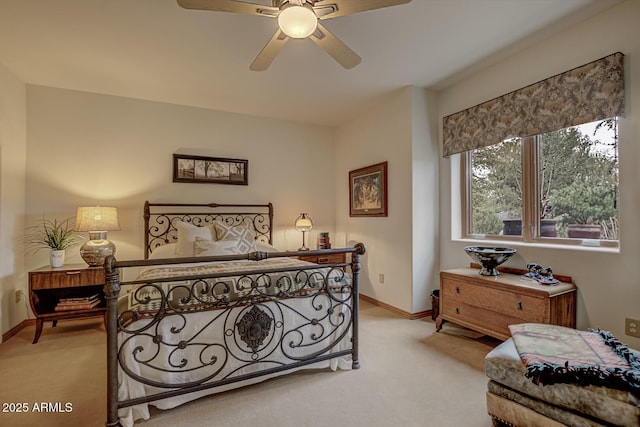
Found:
314,0 -> 411,20
177,0 -> 278,17
250,30 -> 289,71
309,23 -> 361,69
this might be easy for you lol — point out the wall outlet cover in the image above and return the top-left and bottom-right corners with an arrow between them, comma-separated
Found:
625,318 -> 640,338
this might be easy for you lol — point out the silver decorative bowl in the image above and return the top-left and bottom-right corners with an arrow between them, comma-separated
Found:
464,246 -> 517,276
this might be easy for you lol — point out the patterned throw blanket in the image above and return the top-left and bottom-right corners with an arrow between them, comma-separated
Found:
509,323 -> 640,393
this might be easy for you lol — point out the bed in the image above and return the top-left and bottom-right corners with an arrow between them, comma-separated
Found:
104,202 -> 365,427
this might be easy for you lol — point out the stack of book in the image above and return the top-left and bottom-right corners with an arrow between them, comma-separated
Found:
317,232 -> 331,249
55,293 -> 101,311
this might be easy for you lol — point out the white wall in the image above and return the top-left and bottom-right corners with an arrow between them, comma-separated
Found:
24,85 -> 338,277
437,0 -> 640,348
412,89 -> 440,313
336,87 -> 440,314
0,62 -> 27,336
23,83 -> 441,327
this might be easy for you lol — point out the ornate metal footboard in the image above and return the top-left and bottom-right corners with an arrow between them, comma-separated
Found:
104,245 -> 364,427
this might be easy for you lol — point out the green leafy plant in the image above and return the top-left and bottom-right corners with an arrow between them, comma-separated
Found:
25,217 -> 81,252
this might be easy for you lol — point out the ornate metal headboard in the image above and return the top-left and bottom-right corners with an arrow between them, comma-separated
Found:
143,201 -> 273,258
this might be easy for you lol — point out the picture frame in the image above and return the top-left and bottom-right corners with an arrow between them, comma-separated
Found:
173,154 -> 248,185
349,161 -> 388,217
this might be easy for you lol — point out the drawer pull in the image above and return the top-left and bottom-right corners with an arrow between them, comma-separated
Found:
455,307 -> 460,314
65,271 -> 81,275
455,286 -> 460,294
517,301 -> 523,310
317,257 -> 330,264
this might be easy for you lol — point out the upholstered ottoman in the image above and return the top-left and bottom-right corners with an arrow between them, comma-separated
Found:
485,328 -> 640,426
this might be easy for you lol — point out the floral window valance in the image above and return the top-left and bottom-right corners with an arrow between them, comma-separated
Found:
442,52 -> 625,157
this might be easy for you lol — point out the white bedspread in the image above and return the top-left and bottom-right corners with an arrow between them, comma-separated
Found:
116,258 -> 354,426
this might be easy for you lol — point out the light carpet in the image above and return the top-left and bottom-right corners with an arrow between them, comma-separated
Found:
0,301 -> 500,427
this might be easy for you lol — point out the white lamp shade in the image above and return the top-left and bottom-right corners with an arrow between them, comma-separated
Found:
75,206 -> 120,232
278,5 -> 317,39
295,213 -> 313,231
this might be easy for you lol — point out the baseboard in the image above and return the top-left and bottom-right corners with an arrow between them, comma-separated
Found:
4,299 -> 430,341
2,319 -> 35,343
2,294 -> 431,342
359,294 -> 430,320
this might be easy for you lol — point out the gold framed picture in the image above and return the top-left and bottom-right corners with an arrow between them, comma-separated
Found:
349,161 -> 388,217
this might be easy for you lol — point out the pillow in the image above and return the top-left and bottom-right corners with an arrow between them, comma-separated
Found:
255,242 -> 280,253
194,239 -> 242,256
148,243 -> 180,259
174,220 -> 214,256
214,221 -> 256,253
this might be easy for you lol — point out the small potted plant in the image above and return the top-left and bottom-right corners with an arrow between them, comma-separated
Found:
25,217 -> 81,268
550,182 -> 616,240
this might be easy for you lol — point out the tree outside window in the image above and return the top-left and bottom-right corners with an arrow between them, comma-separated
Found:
467,118 -> 618,244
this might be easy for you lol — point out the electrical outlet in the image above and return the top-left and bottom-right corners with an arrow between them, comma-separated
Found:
378,273 -> 384,284
15,290 -> 23,303
625,318 -> 640,338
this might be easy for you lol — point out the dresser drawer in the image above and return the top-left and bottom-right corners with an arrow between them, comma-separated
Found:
441,278 -> 546,322
30,267 -> 105,290
441,300 -> 526,339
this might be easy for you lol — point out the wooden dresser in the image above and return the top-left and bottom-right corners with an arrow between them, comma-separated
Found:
436,268 -> 576,341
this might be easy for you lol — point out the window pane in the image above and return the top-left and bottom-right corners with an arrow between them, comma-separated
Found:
538,118 -> 618,240
469,139 -> 522,236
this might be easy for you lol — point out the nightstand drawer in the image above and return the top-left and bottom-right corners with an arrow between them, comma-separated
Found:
298,253 -> 346,265
30,267 -> 105,290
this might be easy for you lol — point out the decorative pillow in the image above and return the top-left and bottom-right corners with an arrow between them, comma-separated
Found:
174,220 -> 214,256
214,221 -> 256,253
194,239 -> 242,256
255,242 -> 280,253
148,243 -> 180,259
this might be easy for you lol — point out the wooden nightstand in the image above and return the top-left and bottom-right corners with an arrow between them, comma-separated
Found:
29,264 -> 106,344
297,252 -> 347,267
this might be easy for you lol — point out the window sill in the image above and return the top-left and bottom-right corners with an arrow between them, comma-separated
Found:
454,237 -> 619,254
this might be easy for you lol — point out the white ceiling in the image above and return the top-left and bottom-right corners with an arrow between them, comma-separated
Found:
0,0 -> 620,127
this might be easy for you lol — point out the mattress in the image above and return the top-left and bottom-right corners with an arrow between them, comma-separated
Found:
485,338 -> 640,426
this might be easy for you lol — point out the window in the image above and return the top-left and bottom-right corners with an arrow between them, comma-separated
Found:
464,118 -> 619,247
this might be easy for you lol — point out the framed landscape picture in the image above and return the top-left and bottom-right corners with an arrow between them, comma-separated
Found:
173,154 -> 248,185
349,161 -> 388,217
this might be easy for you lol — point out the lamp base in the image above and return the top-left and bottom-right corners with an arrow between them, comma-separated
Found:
80,232 -> 116,266
299,230 -> 310,251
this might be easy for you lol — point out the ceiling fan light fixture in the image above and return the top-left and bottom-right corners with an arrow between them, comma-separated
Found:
278,5 -> 317,39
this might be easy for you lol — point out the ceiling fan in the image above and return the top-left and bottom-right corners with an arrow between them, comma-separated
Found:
176,0 -> 412,71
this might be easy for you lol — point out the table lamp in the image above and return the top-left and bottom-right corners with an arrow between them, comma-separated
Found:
294,213 -> 313,251
75,206 -> 120,266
